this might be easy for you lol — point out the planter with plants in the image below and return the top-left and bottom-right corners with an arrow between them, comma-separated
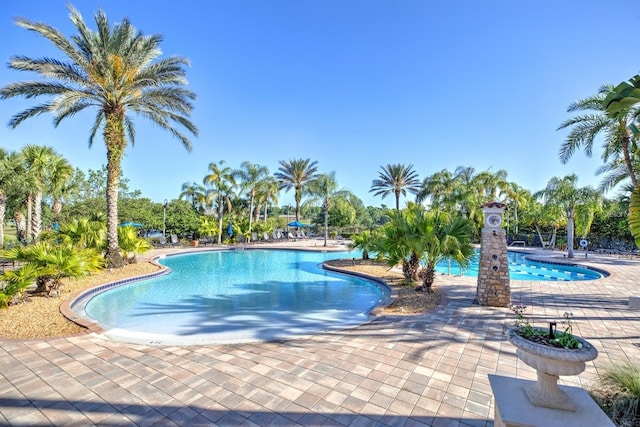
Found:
506,305 -> 598,411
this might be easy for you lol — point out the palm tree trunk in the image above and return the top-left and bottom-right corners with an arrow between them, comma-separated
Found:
217,195 -> 224,245
104,112 -> 125,268
421,261 -> 436,293
622,133 -> 638,188
248,194 -> 254,234
25,194 -> 32,243
323,202 -> 329,247
567,209 -> 575,258
14,211 -> 26,242
0,192 -> 5,247
31,192 -> 42,241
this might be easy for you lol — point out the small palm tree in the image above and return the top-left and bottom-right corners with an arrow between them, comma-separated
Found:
349,230 -> 377,260
0,6 -> 198,267
370,164 -> 421,211
274,158 -> 318,222
2,242 -> 103,294
118,226 -> 152,264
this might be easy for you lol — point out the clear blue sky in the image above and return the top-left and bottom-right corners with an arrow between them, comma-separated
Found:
1,1 -> 638,208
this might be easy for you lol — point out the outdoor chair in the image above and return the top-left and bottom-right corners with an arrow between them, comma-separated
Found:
170,234 -> 179,247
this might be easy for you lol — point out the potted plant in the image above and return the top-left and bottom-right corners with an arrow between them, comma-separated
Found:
506,305 -> 598,411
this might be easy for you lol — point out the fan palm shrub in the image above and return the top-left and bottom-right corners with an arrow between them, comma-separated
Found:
0,263 -> 40,307
1,242 -> 103,294
118,226 -> 152,264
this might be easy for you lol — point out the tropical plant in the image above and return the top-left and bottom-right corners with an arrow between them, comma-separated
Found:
370,163 -> 421,211
536,175 -> 602,257
630,187 -> 640,249
179,182 -> 206,211
412,209 -> 474,292
349,230 -> 377,260
591,361 -> 640,427
305,172 -> 350,247
274,158 -> 318,222
236,162 -> 270,234
203,160 -> 236,244
1,242 -> 103,294
558,85 -> 639,189
53,217 -> 106,249
0,6 -> 198,267
117,226 -> 152,263
0,149 -> 24,247
374,208 -> 422,282
0,263 -> 40,307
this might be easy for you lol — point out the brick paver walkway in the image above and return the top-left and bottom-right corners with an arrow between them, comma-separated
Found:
1,248 -> 638,426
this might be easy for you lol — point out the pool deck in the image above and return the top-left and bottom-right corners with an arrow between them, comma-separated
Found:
1,240 -> 639,426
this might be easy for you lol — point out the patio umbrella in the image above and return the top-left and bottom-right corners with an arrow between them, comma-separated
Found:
287,220 -> 308,227
227,222 -> 233,236
120,221 -> 144,227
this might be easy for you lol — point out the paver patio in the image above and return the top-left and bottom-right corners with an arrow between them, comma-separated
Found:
1,246 -> 638,426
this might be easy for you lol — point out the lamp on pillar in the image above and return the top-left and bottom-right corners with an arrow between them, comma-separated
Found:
476,201 -> 511,307
163,199 -> 168,239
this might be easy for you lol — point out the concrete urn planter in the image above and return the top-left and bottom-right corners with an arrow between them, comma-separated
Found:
507,327 -> 598,411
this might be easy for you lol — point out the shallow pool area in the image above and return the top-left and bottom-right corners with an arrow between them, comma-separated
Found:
73,249 -> 391,345
435,250 -> 603,281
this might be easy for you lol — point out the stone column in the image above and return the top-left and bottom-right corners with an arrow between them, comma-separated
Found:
476,202 -> 511,307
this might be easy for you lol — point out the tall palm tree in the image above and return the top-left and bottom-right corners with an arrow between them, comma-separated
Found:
558,85 -> 639,188
203,161 -> 236,244
370,164 -> 421,211
0,6 -> 198,267
536,174 -> 602,258
274,158 -> 318,222
0,149 -> 24,247
305,172 -> 350,247
236,162 -> 269,234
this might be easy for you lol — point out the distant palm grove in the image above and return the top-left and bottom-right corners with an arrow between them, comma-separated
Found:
1,4 -> 639,283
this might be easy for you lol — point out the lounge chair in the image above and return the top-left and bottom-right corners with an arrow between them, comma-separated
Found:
156,236 -> 167,248
170,234 -> 179,247
262,232 -> 270,242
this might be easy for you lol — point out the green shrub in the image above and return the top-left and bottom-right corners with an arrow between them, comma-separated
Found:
590,361 -> 640,426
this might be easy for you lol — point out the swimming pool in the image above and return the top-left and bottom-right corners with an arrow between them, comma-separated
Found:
74,249 -> 391,345
435,250 -> 602,281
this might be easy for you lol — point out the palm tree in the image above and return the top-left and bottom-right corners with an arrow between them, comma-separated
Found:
236,162 -> 269,234
416,169 -> 457,210
0,149 -> 24,247
413,209 -> 474,292
47,154 -> 74,223
370,163 -> 421,211
558,85 -> 639,188
0,6 -> 198,267
274,158 -> 318,222
21,145 -> 58,242
257,177 -> 279,224
179,182 -> 206,211
203,161 -> 236,244
536,175 -> 602,258
305,172 -> 350,246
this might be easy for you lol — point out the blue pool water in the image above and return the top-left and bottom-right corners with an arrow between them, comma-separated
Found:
435,251 -> 602,281
74,248 -> 602,345
78,250 -> 391,345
